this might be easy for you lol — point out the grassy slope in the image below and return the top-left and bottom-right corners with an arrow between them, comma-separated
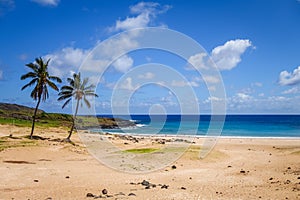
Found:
0,103 -> 121,129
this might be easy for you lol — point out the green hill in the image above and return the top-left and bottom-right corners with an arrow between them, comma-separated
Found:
0,103 -> 135,129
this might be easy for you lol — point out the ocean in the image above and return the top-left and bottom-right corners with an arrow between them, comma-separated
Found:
96,115 -> 300,138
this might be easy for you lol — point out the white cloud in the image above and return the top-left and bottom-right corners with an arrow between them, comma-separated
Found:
114,13 -> 150,31
236,92 -> 251,100
42,2 -> 170,77
186,39 -> 252,72
160,91 -> 177,106
119,77 -> 136,90
278,66 -> 300,86
171,80 -> 199,87
31,0 -> 60,6
112,55 -> 134,73
45,47 -> 90,77
202,75 -> 220,84
203,96 -> 223,104
138,72 -> 155,79
211,39 -> 252,70
187,53 -> 208,70
45,34 -> 138,76
252,82 -> 263,87
223,92 -> 300,113
282,86 -> 300,94
110,2 -> 171,32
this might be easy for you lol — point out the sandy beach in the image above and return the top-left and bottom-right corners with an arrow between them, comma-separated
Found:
0,124 -> 299,200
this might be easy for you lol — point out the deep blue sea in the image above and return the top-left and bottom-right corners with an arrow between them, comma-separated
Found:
97,115 -> 300,138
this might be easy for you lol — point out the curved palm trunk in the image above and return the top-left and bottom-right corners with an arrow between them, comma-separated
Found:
66,99 -> 80,141
30,97 -> 41,139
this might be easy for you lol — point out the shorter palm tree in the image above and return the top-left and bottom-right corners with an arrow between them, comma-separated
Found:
21,57 -> 62,139
58,72 -> 98,142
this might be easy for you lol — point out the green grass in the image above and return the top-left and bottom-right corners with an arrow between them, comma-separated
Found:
0,137 -> 37,152
0,118 -> 32,127
124,148 -> 158,154
0,117 -> 71,129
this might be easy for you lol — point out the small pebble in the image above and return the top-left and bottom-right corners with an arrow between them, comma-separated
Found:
34,179 -> 39,182
86,193 -> 94,197
181,187 -> 186,190
65,176 -> 70,179
141,180 -> 150,186
161,184 -> 169,189
171,165 -> 177,169
102,189 -> 108,195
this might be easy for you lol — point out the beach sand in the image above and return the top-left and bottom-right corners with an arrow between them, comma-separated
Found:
0,124 -> 299,200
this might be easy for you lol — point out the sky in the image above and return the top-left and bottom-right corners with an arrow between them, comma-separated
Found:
0,0 -> 300,114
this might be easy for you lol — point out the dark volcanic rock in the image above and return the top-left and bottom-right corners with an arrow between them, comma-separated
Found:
86,193 -> 94,197
102,189 -> 108,195
161,184 -> 169,189
141,180 -> 150,186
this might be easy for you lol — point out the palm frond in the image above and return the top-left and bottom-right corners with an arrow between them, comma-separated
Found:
21,78 -> 38,90
61,85 -> 74,91
20,72 -> 38,80
30,86 -> 38,100
81,78 -> 89,90
42,85 -> 49,101
58,90 -> 73,96
47,80 -> 59,91
62,98 -> 72,109
49,76 -> 62,83
83,97 -> 91,108
58,94 -> 73,101
21,56 -> 61,110
25,63 -> 38,72
84,84 -> 96,91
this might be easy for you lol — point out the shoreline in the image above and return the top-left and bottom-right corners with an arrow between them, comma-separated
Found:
89,130 -> 300,140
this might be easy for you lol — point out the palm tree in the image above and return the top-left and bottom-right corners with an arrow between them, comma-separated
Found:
58,72 -> 98,142
21,57 -> 62,139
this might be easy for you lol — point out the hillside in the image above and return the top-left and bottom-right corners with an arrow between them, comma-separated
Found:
0,103 -> 135,129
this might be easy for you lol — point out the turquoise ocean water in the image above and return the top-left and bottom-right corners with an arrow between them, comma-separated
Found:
96,115 -> 300,138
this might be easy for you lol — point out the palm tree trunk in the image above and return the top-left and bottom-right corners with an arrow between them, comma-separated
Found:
66,99 -> 80,141
30,97 -> 41,139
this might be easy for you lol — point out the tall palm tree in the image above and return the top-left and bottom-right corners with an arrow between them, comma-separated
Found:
58,72 -> 98,142
21,57 -> 62,139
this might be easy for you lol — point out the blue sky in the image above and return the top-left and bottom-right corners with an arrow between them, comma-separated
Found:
0,0 -> 300,114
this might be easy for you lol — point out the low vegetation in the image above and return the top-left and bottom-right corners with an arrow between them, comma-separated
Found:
0,103 -> 133,130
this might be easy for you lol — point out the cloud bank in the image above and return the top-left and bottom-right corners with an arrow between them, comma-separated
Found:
31,0 -> 60,7
279,66 -> 300,86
